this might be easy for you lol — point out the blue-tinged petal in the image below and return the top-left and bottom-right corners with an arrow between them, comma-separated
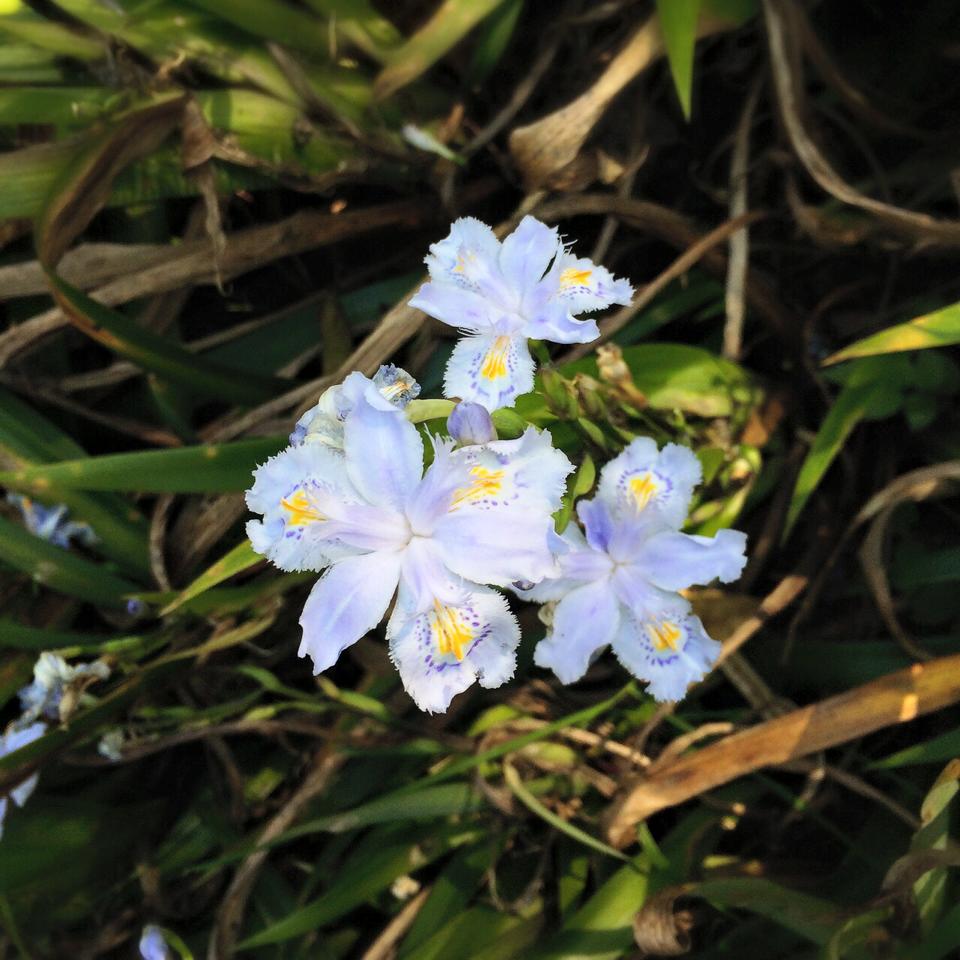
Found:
513,523 -> 605,602
499,215 -> 561,300
433,507 -> 556,586
343,388 -> 424,513
400,535 -> 468,613
405,438 -> 467,535
540,252 -> 634,315
246,443 -> 390,571
612,609 -> 721,702
443,333 -> 535,412
610,564 -> 689,620
424,217 -> 500,285
577,497 -> 615,552
522,299 -> 601,344
388,581 -> 519,713
298,551 -> 402,673
533,580 -> 620,684
408,281 -> 496,334
597,439 -> 701,528
451,426 -> 573,516
139,925 -> 172,960
1,721 -> 45,808
422,217 -> 514,307
635,529 -> 748,592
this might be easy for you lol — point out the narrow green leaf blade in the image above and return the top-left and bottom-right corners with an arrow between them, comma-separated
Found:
824,302 -> 960,366
656,0 -> 701,118
0,436 -> 285,494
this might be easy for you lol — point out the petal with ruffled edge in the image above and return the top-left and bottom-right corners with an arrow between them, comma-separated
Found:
443,333 -> 535,412
342,381 -> 424,513
422,217 -> 513,308
533,579 -> 620,684
612,608 -> 721,702
597,439 -> 702,528
388,581 -> 519,713
499,215 -> 561,301
298,551 -> 402,673
541,251 -> 634,315
449,427 -> 573,518
635,528 -> 748,592
246,442 -> 409,571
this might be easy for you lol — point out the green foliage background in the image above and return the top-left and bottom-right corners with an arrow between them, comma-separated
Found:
1,0 -> 960,957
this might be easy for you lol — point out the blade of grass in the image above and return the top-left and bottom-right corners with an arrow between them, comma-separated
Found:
824,301 -> 960,365
0,436 -> 285,494
0,515 -> 139,607
374,0 -> 510,100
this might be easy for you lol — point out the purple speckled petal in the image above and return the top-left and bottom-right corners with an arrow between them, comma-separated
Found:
443,333 -> 535,412
388,580 -> 519,713
612,609 -> 721,702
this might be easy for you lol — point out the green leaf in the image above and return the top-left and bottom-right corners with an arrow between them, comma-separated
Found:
45,274 -> 288,406
824,301 -> 960,366
375,0 -> 510,100
503,763 -> 629,862
0,515 -> 138,607
784,381 -> 883,538
161,540 -> 262,615
697,877 -> 842,945
871,727 -> 960,770
656,0 -> 701,118
530,856 -> 650,959
0,0 -> 103,60
0,436 -> 285,494
0,386 -> 151,577
399,843 -> 497,958
237,824 -> 477,948
183,0 -> 332,56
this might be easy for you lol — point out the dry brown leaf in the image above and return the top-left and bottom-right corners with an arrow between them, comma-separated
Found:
604,652 -> 960,847
633,887 -> 695,956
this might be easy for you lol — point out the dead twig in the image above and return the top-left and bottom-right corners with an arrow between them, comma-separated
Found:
763,0 -> 960,247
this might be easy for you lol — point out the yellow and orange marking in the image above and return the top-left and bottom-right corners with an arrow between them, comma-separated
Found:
646,620 -> 682,652
629,473 -> 659,510
430,600 -> 472,661
451,465 -> 505,509
280,489 -> 326,526
480,336 -> 512,380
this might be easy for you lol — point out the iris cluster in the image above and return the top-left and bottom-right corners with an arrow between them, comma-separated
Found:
1,652 -> 110,838
246,216 -> 748,712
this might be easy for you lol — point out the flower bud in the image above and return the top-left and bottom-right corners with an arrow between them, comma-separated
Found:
447,401 -> 496,446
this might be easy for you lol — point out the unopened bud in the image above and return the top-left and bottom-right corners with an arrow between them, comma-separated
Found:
447,402 -> 496,446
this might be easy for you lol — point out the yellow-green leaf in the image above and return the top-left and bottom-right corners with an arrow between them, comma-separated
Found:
823,301 -> 960,366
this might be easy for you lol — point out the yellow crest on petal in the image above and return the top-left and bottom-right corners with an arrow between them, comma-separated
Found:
431,600 -> 472,661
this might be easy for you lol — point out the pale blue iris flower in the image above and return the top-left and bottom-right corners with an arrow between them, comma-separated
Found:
408,216 -> 633,412
247,371 -> 572,712
0,721 -> 45,840
139,925 -> 172,960
526,438 -> 747,701
18,651 -> 110,723
289,364 -> 419,450
6,493 -> 96,549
